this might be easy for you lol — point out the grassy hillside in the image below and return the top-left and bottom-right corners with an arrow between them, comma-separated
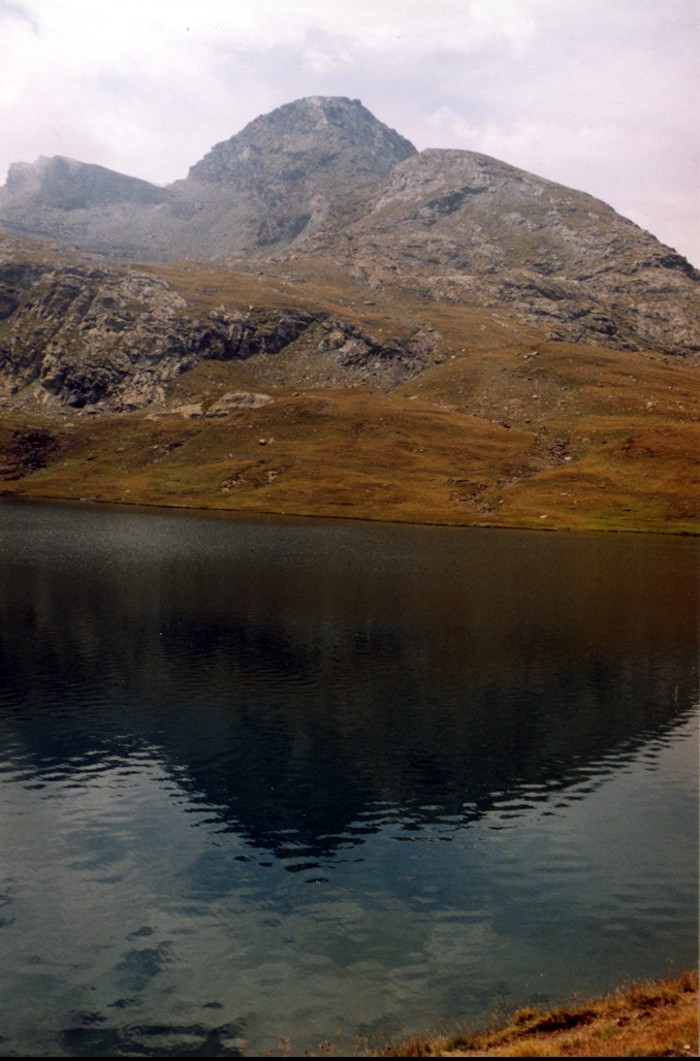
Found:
1,257 -> 698,534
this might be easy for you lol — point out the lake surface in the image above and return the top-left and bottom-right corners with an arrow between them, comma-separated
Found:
0,499 -> 697,1057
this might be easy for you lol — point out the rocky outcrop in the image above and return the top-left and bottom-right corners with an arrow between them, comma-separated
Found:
0,232 -> 247,409
205,391 -> 275,416
0,238 -> 433,410
204,304 -> 434,382
0,259 -> 202,409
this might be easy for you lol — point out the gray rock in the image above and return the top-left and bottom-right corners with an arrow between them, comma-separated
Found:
206,391 -> 275,416
0,238 -> 436,410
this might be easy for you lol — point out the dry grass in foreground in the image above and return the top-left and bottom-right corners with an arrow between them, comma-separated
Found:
375,971 -> 698,1057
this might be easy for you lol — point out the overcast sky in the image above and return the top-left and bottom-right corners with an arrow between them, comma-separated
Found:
1,0 -> 698,264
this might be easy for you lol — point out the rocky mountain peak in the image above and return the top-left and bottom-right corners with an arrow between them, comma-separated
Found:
164,96 -> 417,256
186,96 -> 416,186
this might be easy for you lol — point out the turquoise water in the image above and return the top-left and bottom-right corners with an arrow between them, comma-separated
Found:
0,500 -> 697,1056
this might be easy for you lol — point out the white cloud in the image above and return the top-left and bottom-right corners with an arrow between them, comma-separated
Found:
302,39 -> 356,76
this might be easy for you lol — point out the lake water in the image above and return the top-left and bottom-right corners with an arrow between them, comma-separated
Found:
0,499 -> 697,1056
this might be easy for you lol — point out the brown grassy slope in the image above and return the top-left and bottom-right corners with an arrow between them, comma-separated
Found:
1,258 -> 698,532
376,971 -> 698,1057
0,390 -> 539,522
145,255 -> 544,353
1,377 -> 697,532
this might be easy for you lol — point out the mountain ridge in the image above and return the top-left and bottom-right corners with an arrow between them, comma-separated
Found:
1,95 -> 697,360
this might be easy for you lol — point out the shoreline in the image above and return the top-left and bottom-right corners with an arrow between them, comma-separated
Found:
373,971 -> 698,1058
1,490 -> 698,539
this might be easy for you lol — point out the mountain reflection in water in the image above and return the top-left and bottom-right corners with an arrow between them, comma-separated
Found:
1,502 -> 696,859
0,501 -> 697,1056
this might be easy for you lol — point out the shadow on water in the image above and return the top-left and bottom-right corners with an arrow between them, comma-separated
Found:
1,500 -> 697,862
60,1018 -> 247,1058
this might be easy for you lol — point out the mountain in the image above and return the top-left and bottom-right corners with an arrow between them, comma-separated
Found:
0,96 -> 416,260
308,147 -> 700,357
1,96 -> 697,359
4,155 -> 170,210
0,155 -> 174,260
0,97 -> 698,534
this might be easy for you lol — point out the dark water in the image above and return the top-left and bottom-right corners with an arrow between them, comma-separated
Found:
0,499 -> 697,1057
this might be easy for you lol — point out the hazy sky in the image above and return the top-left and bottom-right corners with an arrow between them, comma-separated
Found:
1,0 -> 698,264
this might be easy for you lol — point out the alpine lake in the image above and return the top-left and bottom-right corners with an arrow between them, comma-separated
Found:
0,499 -> 697,1056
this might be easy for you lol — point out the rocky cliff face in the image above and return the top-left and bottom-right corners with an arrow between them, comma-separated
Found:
0,241 -> 203,409
0,95 -> 698,370
0,236 -> 433,410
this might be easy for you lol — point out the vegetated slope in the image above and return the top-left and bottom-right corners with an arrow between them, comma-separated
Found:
0,234 -> 698,534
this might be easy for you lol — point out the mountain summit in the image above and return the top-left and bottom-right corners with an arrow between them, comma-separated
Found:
172,96 -> 416,256
187,96 -> 416,186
